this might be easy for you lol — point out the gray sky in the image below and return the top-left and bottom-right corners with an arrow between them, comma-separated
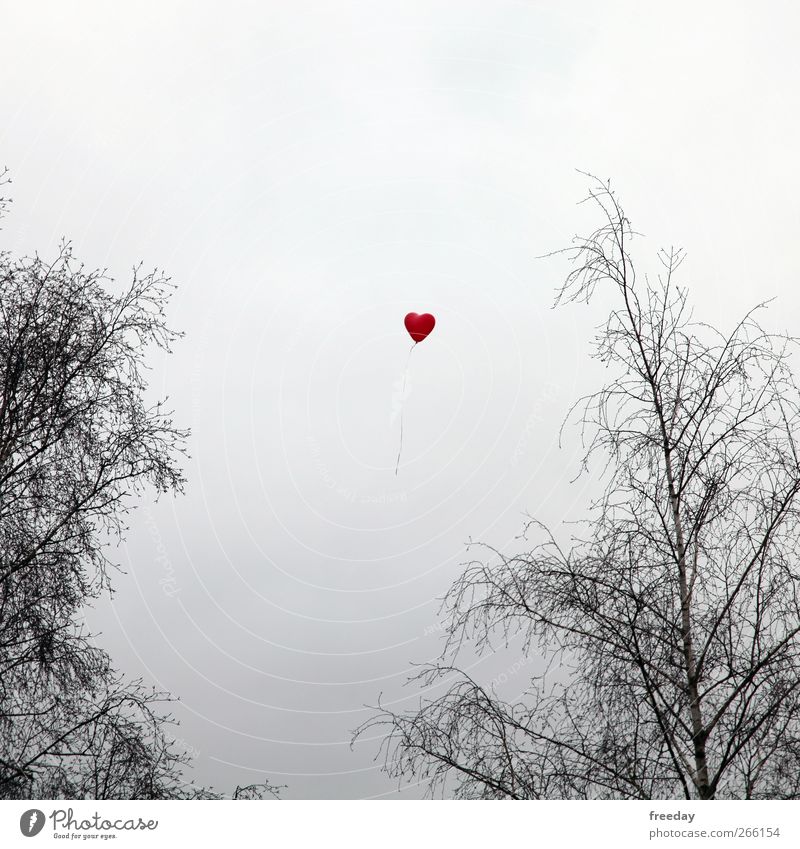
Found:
1,0 -> 799,798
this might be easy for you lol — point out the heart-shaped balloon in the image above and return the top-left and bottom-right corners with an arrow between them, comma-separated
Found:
404,312 -> 436,343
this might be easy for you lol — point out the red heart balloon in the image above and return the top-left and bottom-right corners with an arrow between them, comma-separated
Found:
404,312 -> 436,343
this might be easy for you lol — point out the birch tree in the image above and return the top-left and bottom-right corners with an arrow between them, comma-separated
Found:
360,177 -> 800,800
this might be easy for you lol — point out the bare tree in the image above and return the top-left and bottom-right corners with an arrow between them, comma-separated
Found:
358,175 -> 800,800
0,169 -> 277,800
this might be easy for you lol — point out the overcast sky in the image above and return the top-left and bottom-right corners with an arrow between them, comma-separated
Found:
2,0 -> 799,798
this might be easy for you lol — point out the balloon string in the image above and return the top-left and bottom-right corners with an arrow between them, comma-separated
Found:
395,343 -> 416,475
